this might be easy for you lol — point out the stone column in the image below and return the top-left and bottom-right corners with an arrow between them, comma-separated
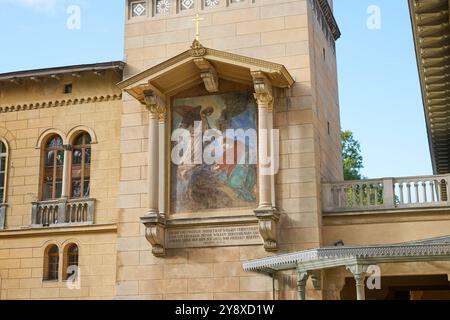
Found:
158,110 -> 166,215
144,94 -> 161,215
254,92 -> 273,210
61,144 -> 72,199
347,264 -> 368,301
148,109 -> 159,214
297,271 -> 310,301
141,90 -> 167,257
252,71 -> 280,252
267,104 -> 276,208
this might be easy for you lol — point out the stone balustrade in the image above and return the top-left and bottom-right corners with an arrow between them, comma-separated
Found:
31,198 -> 94,227
322,174 -> 450,213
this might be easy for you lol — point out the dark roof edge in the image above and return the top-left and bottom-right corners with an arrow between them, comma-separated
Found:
317,0 -> 341,41
0,61 -> 126,80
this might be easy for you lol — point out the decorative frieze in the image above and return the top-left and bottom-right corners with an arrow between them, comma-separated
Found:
0,94 -> 122,113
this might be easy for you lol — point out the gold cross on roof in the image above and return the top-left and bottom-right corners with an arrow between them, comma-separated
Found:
192,13 -> 205,41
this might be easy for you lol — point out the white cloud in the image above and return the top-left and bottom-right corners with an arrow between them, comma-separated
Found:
0,0 -> 57,13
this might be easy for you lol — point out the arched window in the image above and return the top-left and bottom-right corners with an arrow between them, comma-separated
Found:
0,141 -> 7,203
44,245 -> 59,281
42,135 -> 64,200
70,132 -> 91,198
63,243 -> 79,280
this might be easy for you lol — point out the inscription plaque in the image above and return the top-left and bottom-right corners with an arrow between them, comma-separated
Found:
166,225 -> 262,248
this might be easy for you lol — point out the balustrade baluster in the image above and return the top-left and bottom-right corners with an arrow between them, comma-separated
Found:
399,183 -> 404,204
422,181 -> 427,203
430,181 -> 436,202
374,185 -> 378,206
436,180 -> 442,202
414,182 -> 419,204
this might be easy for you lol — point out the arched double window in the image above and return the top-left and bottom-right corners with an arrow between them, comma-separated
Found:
44,244 -> 59,281
70,133 -> 91,198
42,135 -> 64,200
40,131 -> 92,201
63,243 -> 79,280
0,141 -> 7,204
43,243 -> 80,282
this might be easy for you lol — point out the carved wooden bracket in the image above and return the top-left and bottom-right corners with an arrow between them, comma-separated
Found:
141,213 -> 166,257
194,58 -> 219,93
254,207 -> 280,252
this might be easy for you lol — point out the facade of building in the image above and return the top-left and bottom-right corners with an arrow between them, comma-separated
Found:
0,0 -> 448,300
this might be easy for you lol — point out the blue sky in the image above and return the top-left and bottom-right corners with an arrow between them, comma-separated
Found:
0,0 -> 432,178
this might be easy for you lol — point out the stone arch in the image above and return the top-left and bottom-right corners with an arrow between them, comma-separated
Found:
62,239 -> 81,280
0,127 -> 17,151
67,125 -> 98,145
35,128 -> 67,149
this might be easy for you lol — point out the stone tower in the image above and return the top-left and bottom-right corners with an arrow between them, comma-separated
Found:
117,0 -> 342,299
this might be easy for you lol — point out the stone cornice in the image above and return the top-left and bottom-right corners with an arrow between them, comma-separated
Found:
0,223 -> 117,238
0,61 -> 125,82
0,93 -> 122,113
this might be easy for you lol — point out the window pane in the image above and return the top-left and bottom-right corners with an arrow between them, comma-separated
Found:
48,255 -> 59,280
0,142 -> 4,153
43,182 -> 52,200
71,166 -> 81,179
85,148 -> 91,164
83,180 -> 90,197
74,135 -> 83,146
72,180 -> 81,198
46,150 -> 55,166
69,245 -> 79,255
73,149 -> 82,164
0,157 -> 5,171
56,166 -> 64,179
55,182 -> 62,198
85,134 -> 91,145
56,150 -> 64,166
0,189 -> 4,203
44,168 -> 54,181
47,137 -> 55,149
56,137 -> 63,147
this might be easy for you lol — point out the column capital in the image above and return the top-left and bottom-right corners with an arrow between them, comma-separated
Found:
346,264 -> 369,300
346,264 -> 369,276
252,71 -> 274,111
143,90 -> 166,118
252,71 -> 273,95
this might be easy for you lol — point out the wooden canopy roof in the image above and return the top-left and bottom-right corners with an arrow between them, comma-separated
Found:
410,0 -> 450,174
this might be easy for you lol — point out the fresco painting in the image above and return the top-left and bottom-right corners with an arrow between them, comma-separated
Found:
171,91 -> 257,213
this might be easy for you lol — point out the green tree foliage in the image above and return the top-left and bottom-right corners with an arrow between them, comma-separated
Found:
341,130 -> 364,181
